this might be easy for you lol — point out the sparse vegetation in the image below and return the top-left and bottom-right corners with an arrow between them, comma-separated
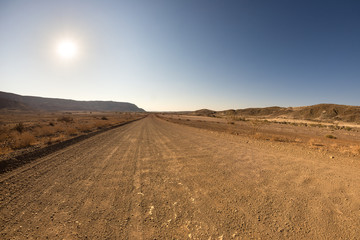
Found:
326,134 -> 337,139
0,112 -> 146,156
66,128 -> 78,136
14,123 -> 25,133
57,116 -> 73,123
159,114 -> 360,157
13,132 -> 36,149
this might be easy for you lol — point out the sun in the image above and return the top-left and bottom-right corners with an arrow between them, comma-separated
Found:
56,39 -> 78,59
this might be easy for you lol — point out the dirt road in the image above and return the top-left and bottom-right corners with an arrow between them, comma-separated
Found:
1,115 -> 359,239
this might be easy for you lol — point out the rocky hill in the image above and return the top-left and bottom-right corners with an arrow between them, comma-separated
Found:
194,104 -> 360,123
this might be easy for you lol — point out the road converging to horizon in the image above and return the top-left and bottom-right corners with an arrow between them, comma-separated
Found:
1,115 -> 359,239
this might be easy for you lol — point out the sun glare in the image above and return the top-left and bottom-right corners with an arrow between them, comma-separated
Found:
56,40 -> 78,59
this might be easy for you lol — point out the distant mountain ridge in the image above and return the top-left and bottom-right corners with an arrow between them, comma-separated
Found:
194,104 -> 360,123
0,91 -> 145,112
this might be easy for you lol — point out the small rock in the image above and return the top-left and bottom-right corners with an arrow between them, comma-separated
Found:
330,156 -> 334,159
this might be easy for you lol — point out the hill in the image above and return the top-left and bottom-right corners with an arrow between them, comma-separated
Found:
194,104 -> 360,123
0,91 -> 145,112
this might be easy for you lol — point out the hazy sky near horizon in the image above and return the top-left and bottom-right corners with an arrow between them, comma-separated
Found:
1,0 -> 359,111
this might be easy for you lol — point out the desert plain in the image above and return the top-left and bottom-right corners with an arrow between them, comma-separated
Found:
0,106 -> 359,239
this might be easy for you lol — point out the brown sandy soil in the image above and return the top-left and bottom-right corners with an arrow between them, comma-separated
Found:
1,115 -> 360,239
160,114 -> 360,157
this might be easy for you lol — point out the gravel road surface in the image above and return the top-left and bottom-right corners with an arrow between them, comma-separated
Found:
1,116 -> 359,239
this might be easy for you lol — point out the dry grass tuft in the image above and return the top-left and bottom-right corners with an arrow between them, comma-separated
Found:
66,128 -> 78,136
77,123 -> 94,133
308,138 -> 324,147
57,116 -> 74,123
13,123 -> 25,133
35,126 -> 57,137
13,132 -> 36,149
325,134 -> 337,139
94,121 -> 107,129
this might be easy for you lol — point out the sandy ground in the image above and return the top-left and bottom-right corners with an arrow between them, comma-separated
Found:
161,114 -> 360,157
1,115 -> 360,239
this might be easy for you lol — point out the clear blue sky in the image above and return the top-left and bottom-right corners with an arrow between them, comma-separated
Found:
1,0 -> 359,111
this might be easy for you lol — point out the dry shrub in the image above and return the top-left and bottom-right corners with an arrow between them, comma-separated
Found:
13,132 -> 36,149
52,134 -> 66,143
35,126 -> 57,137
325,134 -> 337,139
271,136 -> 289,142
94,121 -> 108,129
77,123 -> 93,133
57,116 -> 73,123
13,123 -> 25,133
0,125 -> 12,153
308,138 -> 324,147
235,116 -> 246,121
0,146 -> 12,155
46,137 -> 53,145
53,124 -> 66,133
0,127 -> 10,142
66,128 -> 78,136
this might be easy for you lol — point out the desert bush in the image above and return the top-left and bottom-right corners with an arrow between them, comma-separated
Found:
35,126 -> 56,137
345,127 -> 352,131
308,138 -> 324,147
0,125 -> 10,140
57,116 -> 73,123
235,117 -> 246,121
325,134 -> 337,139
77,123 -> 93,133
49,122 -> 55,126
0,146 -> 12,155
13,123 -> 25,133
66,128 -> 78,136
13,132 -> 36,149
93,121 -> 108,129
46,137 -> 53,145
51,134 -> 66,143
101,116 -> 108,120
